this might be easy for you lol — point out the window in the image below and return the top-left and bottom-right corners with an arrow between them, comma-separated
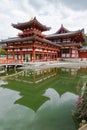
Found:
62,48 -> 69,53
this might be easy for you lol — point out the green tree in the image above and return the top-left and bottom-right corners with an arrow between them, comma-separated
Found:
82,34 -> 87,46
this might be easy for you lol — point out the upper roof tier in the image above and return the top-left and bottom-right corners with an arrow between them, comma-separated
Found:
12,17 -> 51,32
55,24 -> 70,34
46,25 -> 86,43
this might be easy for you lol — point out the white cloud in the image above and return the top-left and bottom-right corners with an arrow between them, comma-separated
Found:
60,0 -> 87,11
0,0 -> 87,39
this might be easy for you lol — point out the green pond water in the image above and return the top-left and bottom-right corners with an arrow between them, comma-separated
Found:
0,67 -> 87,130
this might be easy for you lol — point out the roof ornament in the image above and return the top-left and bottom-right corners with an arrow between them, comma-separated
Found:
82,28 -> 84,33
61,24 -> 63,28
30,16 -> 36,21
30,17 -> 34,20
34,16 -> 36,20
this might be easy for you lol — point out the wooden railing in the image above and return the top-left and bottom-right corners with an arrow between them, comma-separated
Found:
18,30 -> 45,38
0,59 -> 23,64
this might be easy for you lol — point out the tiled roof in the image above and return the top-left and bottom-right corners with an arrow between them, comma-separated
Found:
0,36 -> 60,47
12,17 -> 51,31
46,30 -> 82,38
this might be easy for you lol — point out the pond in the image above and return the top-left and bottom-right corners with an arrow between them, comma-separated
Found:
0,67 -> 87,130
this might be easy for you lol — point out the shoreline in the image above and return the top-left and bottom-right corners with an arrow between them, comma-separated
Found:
22,61 -> 87,70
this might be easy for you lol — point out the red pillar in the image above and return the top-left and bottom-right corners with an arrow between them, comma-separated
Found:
55,52 -> 57,60
76,47 -> 78,58
55,53 -> 56,60
42,49 -> 44,61
54,51 -> 56,60
30,54 -> 32,61
56,53 -> 58,60
53,53 -> 55,61
46,51 -> 48,61
20,49 -> 22,61
33,48 -> 36,62
50,51 -> 52,61
12,49 -> 15,60
69,47 -> 72,58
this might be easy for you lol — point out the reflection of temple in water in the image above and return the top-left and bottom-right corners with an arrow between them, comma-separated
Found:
24,67 -> 58,83
1,67 -> 81,112
78,67 -> 87,74
23,67 -> 86,83
60,67 -> 87,78
61,68 -> 78,77
19,67 -> 86,85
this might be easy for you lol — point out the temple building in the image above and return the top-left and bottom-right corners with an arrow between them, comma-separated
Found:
79,46 -> 87,58
0,17 -> 60,63
0,17 -> 86,64
47,24 -> 86,58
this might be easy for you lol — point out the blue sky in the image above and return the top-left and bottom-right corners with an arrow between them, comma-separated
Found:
0,0 -> 87,39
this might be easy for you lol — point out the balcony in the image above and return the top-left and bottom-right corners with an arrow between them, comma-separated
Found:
18,29 -> 45,38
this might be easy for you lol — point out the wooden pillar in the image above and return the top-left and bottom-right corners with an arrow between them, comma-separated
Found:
53,53 -> 55,60
46,51 -> 48,61
58,50 -> 61,58
42,49 -> 44,61
53,53 -> 55,61
76,47 -> 78,58
33,47 -> 36,62
54,51 -> 56,60
30,54 -> 32,61
55,52 -> 57,60
50,51 -> 52,61
69,47 -> 72,58
52,51 -> 53,60
55,53 -> 56,60
52,51 -> 53,61
55,53 -> 57,60
12,49 -> 15,60
56,53 -> 58,60
75,47 -> 77,58
20,49 -> 22,61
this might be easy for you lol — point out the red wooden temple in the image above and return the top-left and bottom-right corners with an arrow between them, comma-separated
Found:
0,17 -> 60,63
0,17 -> 86,64
47,24 -> 86,58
